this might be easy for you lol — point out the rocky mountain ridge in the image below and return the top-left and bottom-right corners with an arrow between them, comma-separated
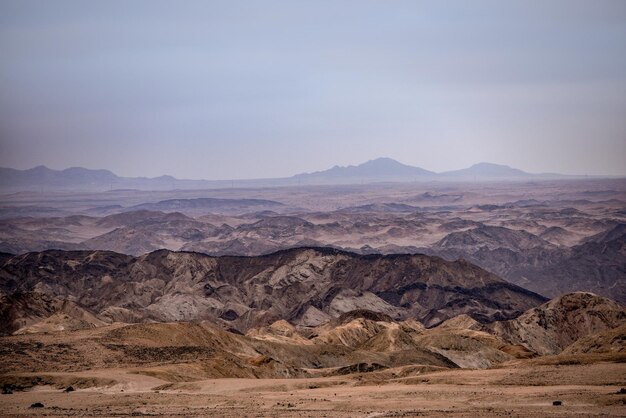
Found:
0,247 -> 547,334
0,159 -> 584,192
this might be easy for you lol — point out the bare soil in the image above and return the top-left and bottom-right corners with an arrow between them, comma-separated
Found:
1,362 -> 625,417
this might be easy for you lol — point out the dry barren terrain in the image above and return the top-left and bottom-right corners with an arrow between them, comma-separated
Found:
1,361 -> 625,417
1,179 -> 624,417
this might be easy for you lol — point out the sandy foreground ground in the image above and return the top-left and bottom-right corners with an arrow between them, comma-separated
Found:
1,363 -> 625,417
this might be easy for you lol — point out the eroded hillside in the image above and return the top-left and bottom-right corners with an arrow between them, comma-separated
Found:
0,248 -> 546,334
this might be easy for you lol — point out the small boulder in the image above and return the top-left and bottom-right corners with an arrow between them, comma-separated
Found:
552,400 -> 562,406
30,402 -> 44,408
64,386 -> 74,392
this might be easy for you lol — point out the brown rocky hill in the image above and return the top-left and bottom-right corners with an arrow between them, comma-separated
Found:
562,322 -> 626,355
488,292 -> 626,355
0,247 -> 547,334
0,291 -> 106,335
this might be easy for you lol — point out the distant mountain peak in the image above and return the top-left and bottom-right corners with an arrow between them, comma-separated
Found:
292,158 -> 562,183
154,175 -> 177,181
295,158 -> 436,181
28,165 -> 53,172
365,157 -> 402,164
471,162 -> 512,168
61,166 -> 117,176
359,157 -> 419,169
442,162 -> 529,178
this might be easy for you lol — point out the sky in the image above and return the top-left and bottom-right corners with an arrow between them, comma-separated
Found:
0,1 -> 625,179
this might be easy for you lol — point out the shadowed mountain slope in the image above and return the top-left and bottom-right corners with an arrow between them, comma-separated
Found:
0,247 -> 547,334
428,223 -> 626,303
489,292 -> 626,355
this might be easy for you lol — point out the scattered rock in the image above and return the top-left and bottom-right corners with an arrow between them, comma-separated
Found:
30,402 -> 44,408
335,362 -> 387,375
552,400 -> 562,406
220,309 -> 239,321
64,386 -> 74,392
617,388 -> 626,394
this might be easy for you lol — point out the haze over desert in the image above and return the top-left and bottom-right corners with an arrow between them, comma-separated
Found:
1,1 -> 625,416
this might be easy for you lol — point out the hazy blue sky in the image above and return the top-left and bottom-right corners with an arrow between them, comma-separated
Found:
1,1 -> 625,179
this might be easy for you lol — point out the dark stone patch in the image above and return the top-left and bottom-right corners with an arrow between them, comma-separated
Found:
220,309 -> 239,321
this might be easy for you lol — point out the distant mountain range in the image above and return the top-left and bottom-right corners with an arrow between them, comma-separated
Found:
0,247 -> 547,331
293,157 -> 436,182
0,158 -> 597,191
0,165 -> 223,192
292,159 -> 569,184
440,162 -> 530,178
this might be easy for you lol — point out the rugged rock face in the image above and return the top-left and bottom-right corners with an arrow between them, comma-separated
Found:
0,247 -> 547,334
524,225 -> 626,301
434,225 -> 555,252
428,223 -> 626,303
562,323 -> 626,354
0,291 -> 106,335
488,292 -> 626,355
2,295 -> 622,379
83,216 -> 230,255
